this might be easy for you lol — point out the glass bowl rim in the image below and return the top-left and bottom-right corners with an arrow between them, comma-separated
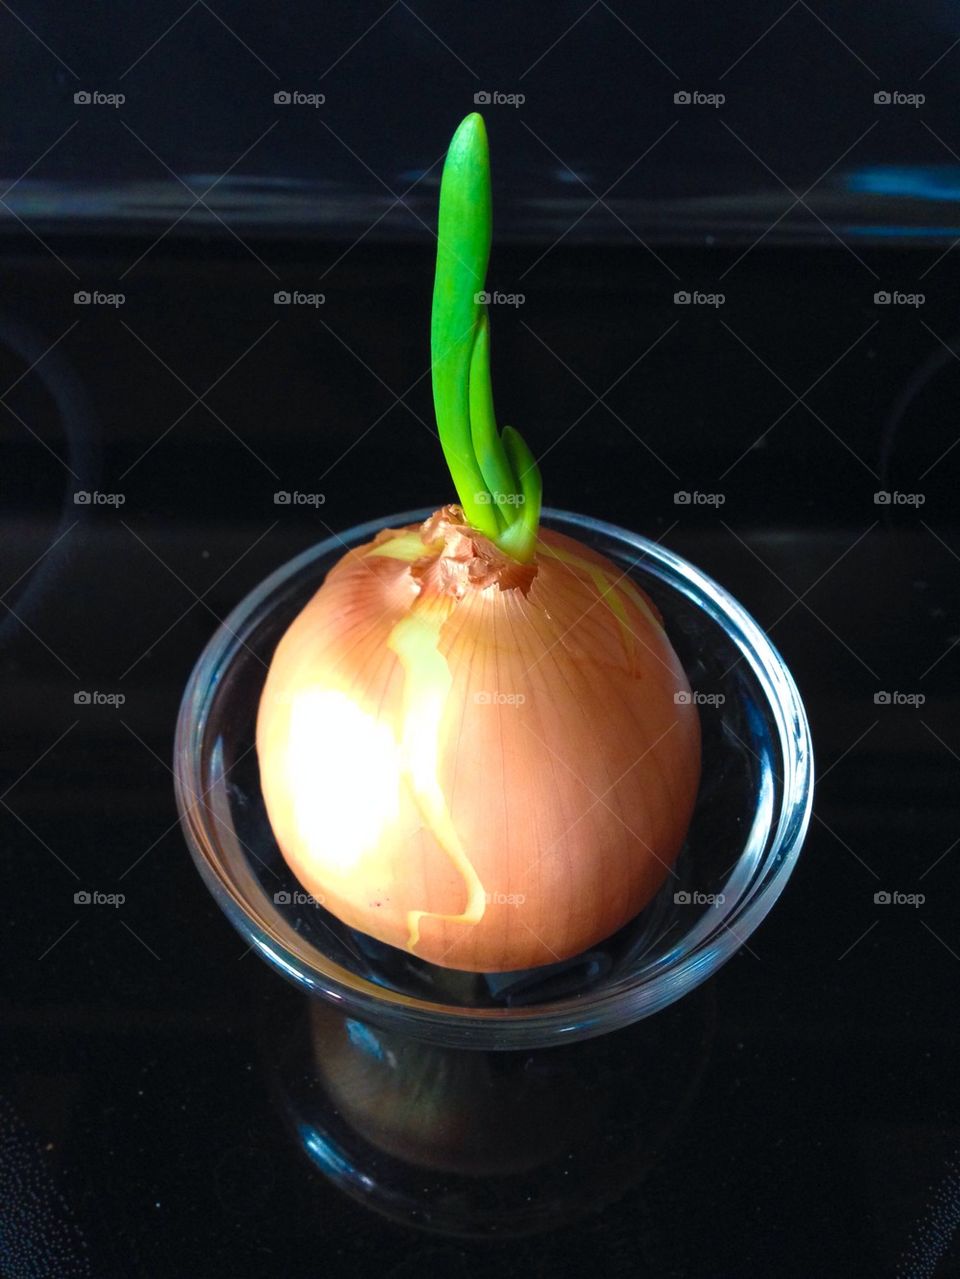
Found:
174,507 -> 814,1049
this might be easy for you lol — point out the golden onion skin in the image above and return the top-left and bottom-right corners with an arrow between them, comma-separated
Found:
257,508 -> 700,972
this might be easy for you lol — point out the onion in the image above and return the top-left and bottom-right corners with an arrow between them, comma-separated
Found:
256,114 -> 701,972
258,506 -> 699,971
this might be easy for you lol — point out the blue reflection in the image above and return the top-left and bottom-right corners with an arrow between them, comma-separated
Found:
300,1125 -> 354,1180
299,1124 -> 375,1190
345,1017 -> 387,1061
846,165 -> 960,202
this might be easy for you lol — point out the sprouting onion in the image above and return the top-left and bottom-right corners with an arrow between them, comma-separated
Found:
256,114 -> 701,973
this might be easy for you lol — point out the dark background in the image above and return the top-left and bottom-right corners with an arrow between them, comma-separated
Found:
1,3 -> 959,1276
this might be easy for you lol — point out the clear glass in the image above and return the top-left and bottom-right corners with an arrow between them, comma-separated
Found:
174,509 -> 813,1050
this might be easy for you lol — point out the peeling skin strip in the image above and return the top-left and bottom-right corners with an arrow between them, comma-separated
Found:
366,532 -> 429,563
386,598 -> 487,952
536,539 -> 664,664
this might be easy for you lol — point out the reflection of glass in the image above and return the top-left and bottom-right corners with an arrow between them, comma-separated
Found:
174,508 -> 812,1049
261,975 -> 715,1236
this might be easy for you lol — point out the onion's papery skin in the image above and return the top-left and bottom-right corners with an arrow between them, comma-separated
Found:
257,507 -> 701,972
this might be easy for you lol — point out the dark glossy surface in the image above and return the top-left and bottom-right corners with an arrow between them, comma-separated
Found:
3,0 -> 960,1259
1,230 -> 957,1277
5,1 -> 960,247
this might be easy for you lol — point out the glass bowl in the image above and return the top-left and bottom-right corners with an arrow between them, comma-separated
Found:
174,508 -> 813,1049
